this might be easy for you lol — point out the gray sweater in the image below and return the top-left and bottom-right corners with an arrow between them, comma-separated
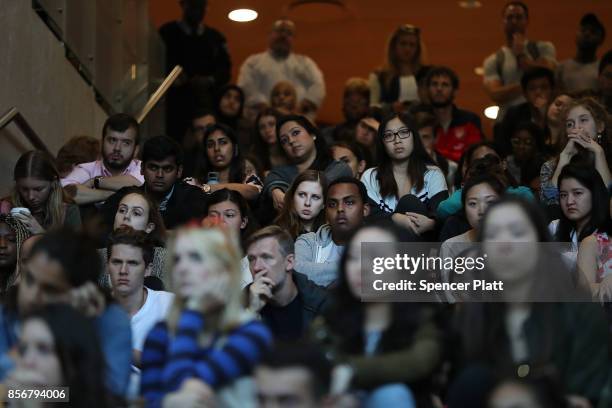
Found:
294,224 -> 343,287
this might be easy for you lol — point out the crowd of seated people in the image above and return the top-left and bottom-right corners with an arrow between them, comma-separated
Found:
0,1 -> 611,406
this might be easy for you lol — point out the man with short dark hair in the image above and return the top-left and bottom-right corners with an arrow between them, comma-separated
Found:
558,13 -> 606,94
424,66 -> 483,162
238,19 -> 325,119
294,177 -> 370,287
107,228 -> 173,370
497,67 -> 555,155
101,135 -> 208,230
256,341 -> 333,408
1,229 -> 132,398
62,113 -> 144,205
482,1 -> 557,122
245,226 -> 328,341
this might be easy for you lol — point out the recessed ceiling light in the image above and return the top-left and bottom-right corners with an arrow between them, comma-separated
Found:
474,66 -> 484,76
484,106 -> 499,120
228,9 -> 258,22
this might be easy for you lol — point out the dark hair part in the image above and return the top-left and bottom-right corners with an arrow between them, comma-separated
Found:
22,304 -> 110,407
250,108 -> 283,171
274,170 -> 327,240
557,164 -> 610,242
329,140 -> 367,163
276,115 -> 332,170
245,225 -> 294,258
521,67 -> 555,91
425,65 -> 460,89
258,341 -> 332,400
142,135 -> 184,167
30,229 -> 102,285
477,195 -> 552,243
106,226 -> 154,266
102,113 -> 140,145
196,123 -> 246,184
215,84 -> 245,120
205,188 -> 257,246
327,176 -> 369,204
115,187 -> 167,244
376,113 -> 437,196
502,1 -> 529,18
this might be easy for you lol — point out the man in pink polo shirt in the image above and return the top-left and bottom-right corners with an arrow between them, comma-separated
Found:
62,114 -> 144,205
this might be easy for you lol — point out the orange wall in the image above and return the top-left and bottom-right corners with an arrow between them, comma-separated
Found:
150,0 -> 612,137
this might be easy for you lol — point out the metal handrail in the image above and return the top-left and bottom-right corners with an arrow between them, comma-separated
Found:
0,107 -> 53,156
136,65 -> 183,124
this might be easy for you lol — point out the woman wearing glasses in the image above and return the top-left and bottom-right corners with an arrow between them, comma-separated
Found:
369,25 -> 426,114
361,113 -> 448,236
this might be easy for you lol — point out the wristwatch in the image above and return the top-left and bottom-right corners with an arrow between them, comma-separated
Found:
201,183 -> 211,193
93,176 -> 104,189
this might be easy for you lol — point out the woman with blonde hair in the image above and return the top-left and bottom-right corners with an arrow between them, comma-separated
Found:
1,150 -> 80,234
369,24 -> 427,113
140,225 -> 273,406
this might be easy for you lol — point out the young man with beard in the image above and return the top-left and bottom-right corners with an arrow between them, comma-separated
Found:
294,177 -> 370,287
61,113 -> 144,205
425,66 -> 483,163
245,226 -> 328,341
101,135 -> 208,231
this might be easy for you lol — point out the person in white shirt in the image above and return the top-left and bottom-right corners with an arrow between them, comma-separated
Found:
237,19 -> 325,120
106,227 -> 174,367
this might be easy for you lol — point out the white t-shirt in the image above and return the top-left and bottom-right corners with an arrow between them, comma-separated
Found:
132,288 -> 175,351
483,41 -> 557,120
360,166 -> 448,213
368,72 -> 419,106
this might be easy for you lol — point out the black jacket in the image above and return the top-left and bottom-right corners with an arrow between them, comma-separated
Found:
100,181 -> 208,231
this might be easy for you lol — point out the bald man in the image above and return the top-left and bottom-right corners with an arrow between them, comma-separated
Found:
238,19 -> 326,120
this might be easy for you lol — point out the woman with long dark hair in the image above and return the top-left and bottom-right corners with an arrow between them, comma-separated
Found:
9,303 -> 111,407
186,123 -> 262,201
205,188 -> 257,287
263,114 -> 351,212
312,220 -> 441,407
274,170 -> 327,240
361,113 -> 448,235
249,108 -> 287,174
551,164 -> 609,245
448,196 -> 608,407
214,84 -> 250,149
1,151 -> 81,234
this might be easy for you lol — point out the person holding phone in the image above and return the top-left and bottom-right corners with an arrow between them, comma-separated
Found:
184,123 -> 262,201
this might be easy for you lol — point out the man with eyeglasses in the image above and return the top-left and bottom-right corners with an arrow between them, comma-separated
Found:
238,19 -> 326,120
482,1 -> 557,123
100,136 -> 208,231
